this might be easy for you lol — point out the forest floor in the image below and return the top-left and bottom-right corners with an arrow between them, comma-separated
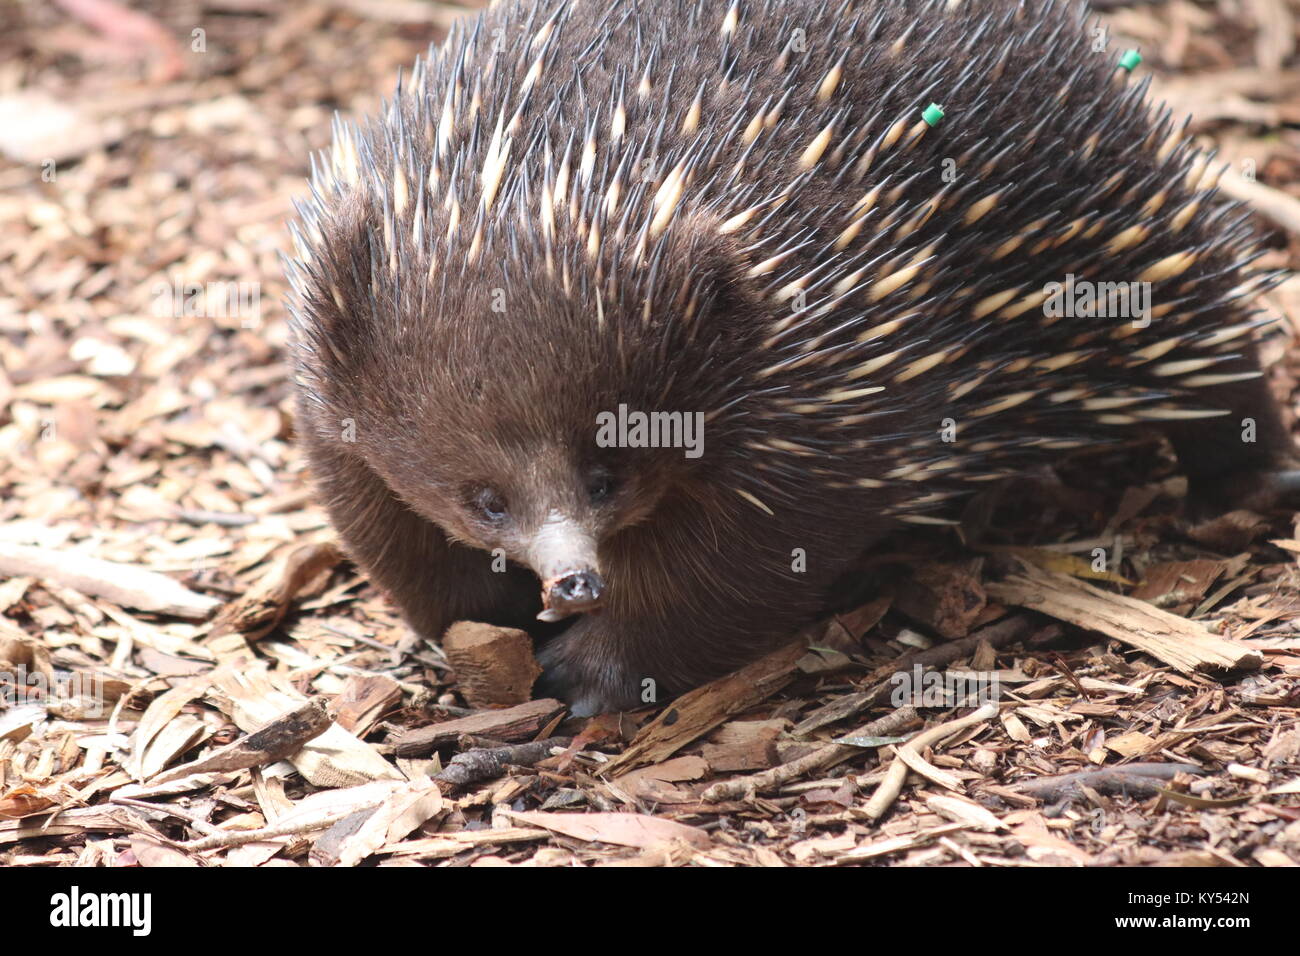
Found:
0,0 -> 1298,867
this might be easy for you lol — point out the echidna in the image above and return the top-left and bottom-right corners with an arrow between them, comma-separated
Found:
285,0 -> 1296,715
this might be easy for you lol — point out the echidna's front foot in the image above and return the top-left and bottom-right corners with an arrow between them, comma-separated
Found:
534,620 -> 654,716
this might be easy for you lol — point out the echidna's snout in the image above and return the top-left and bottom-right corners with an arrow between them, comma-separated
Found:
539,568 -> 605,621
527,513 -> 605,621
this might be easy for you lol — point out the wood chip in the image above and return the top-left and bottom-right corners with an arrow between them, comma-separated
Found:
987,562 -> 1263,674
0,542 -> 220,619
601,639 -> 808,777
442,621 -> 542,708
392,699 -> 566,758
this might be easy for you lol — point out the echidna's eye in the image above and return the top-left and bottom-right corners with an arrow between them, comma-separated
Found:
587,473 -> 616,503
472,487 -> 508,522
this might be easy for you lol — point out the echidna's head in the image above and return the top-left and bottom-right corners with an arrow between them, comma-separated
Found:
371,397 -> 677,620
290,196 -> 755,619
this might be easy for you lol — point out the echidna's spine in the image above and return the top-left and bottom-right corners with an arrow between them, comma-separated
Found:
291,0 -> 1282,525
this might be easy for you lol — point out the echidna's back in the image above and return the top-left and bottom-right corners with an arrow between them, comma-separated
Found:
291,0 -> 1280,515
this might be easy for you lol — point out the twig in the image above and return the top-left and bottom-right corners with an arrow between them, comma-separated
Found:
792,616 -> 1034,736
178,809 -> 360,852
109,796 -> 223,837
864,703 -> 999,821
1009,762 -> 1205,801
702,706 -> 921,802
433,737 -> 573,790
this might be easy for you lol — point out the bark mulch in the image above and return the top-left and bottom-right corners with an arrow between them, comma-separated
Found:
0,0 -> 1298,867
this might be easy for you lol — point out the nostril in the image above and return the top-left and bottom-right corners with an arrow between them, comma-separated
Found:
537,570 -> 604,622
556,570 -> 602,602
547,570 -> 605,610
